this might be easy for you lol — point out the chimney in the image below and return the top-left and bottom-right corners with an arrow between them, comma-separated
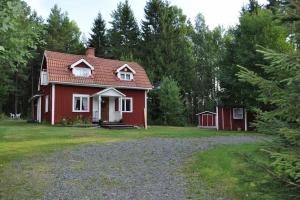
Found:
85,47 -> 95,58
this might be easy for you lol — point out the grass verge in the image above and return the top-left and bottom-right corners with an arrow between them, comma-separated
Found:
184,143 -> 292,200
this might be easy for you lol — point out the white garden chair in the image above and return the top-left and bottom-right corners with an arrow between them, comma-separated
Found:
15,113 -> 21,119
10,113 -> 15,119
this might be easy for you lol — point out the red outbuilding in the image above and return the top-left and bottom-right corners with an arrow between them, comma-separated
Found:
197,107 -> 251,131
32,48 -> 153,127
196,111 -> 216,128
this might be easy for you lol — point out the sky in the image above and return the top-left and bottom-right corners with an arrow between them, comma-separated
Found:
24,0 -> 268,37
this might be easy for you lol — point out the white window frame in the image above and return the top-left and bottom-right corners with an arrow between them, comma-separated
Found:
118,72 -> 133,81
72,67 -> 92,77
233,108 -> 244,119
72,94 -> 90,112
45,95 -> 49,113
122,97 -> 133,112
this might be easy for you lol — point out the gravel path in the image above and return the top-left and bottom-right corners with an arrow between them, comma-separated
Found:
2,136 -> 266,200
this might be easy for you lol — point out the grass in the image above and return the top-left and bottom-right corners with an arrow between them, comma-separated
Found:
0,120 -> 261,199
0,120 -> 253,168
185,143 -> 292,200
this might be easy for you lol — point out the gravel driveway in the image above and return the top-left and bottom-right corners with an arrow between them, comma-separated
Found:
2,136 -> 266,200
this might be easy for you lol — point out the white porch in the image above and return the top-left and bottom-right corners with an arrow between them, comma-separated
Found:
92,88 -> 125,123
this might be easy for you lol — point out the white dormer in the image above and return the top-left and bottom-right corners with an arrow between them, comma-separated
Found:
116,64 -> 136,81
70,59 -> 94,78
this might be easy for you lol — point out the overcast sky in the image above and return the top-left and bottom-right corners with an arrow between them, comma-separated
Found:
24,0 -> 268,37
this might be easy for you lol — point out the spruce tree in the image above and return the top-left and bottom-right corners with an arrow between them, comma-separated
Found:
108,0 -> 140,59
88,12 -> 108,58
45,5 -> 84,54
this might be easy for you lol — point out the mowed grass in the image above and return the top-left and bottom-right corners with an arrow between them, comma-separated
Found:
0,120 -> 252,168
185,143 -> 291,200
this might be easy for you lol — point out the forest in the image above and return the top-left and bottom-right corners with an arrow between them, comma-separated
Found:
1,0 -> 300,195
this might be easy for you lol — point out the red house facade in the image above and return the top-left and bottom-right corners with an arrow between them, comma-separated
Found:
33,48 -> 152,127
197,107 -> 250,131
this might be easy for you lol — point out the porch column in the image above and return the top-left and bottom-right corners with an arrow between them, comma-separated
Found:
119,97 -> 122,119
98,95 -> 101,120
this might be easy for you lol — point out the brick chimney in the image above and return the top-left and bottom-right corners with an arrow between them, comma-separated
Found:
85,47 -> 95,58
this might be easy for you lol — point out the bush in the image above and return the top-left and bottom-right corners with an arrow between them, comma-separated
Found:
0,113 -> 8,120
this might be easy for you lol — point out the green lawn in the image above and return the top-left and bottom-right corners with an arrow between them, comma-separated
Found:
0,120 -> 251,168
185,143 -> 292,200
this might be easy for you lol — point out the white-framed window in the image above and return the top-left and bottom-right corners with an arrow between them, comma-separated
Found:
45,95 -> 49,112
118,72 -> 133,81
233,108 -> 244,119
72,67 -> 91,77
72,94 -> 90,112
122,97 -> 133,112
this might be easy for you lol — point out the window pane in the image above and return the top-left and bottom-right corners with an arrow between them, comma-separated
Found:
126,99 -> 131,111
122,99 -> 125,111
82,97 -> 88,111
121,73 -> 125,79
126,74 -> 130,80
75,97 -> 80,110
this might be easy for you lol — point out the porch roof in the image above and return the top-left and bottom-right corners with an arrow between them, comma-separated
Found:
91,87 -> 126,97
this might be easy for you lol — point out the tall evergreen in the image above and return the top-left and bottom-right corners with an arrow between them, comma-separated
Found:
108,0 -> 140,60
218,1 -> 292,107
45,5 -> 84,54
88,12 -> 108,58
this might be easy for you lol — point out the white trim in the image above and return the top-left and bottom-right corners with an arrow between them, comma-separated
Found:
70,58 -> 94,70
51,84 -> 55,125
72,94 -> 90,112
216,106 -> 219,130
116,64 -> 136,74
196,111 -> 216,115
49,81 -> 153,90
122,97 -> 133,113
222,107 -> 224,130
98,96 -> 102,120
45,95 -> 49,113
37,97 -> 42,122
244,109 -> 248,131
144,91 -> 148,128
117,71 -> 134,81
38,54 -> 46,91
92,87 -> 126,97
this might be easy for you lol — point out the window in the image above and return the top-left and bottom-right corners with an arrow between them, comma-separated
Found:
122,97 -> 133,112
72,94 -> 89,112
118,72 -> 133,81
45,95 -> 49,112
72,67 -> 91,77
233,108 -> 244,119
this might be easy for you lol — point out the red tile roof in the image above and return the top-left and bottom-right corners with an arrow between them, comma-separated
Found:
44,50 -> 153,89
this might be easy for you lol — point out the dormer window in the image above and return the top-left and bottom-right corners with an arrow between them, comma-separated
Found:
70,58 -> 94,78
116,64 -> 136,81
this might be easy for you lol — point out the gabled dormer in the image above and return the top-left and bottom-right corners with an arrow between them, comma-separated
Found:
70,58 -> 94,78
116,64 -> 136,81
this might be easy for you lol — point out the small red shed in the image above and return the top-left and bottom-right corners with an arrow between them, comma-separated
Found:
196,111 -> 216,128
216,107 -> 248,131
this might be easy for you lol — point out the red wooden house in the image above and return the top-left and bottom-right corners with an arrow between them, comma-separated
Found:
197,107 -> 250,131
33,48 -> 152,127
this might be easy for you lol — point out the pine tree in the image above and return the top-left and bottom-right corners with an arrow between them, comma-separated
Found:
45,5 -> 84,54
88,12 -> 108,57
108,0 -> 140,59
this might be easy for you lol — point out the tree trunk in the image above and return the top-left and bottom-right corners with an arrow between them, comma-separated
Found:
14,73 -> 18,114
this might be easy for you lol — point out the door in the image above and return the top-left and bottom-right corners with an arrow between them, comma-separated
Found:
101,97 -> 109,122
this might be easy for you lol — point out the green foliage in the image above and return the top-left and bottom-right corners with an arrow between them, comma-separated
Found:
157,77 -> 183,125
238,47 -> 300,191
219,4 -> 292,107
45,4 -> 84,54
88,12 -> 108,57
185,144 -> 298,200
108,0 -> 140,59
